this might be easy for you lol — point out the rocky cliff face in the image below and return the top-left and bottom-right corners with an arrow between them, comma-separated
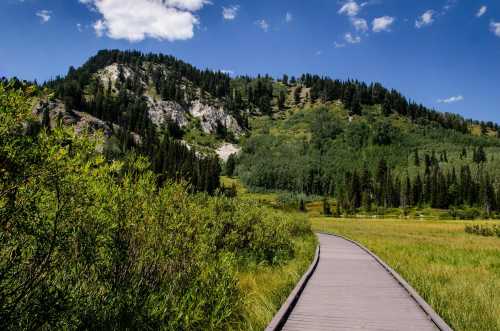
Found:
97,63 -> 243,137
33,100 -> 142,145
189,100 -> 242,135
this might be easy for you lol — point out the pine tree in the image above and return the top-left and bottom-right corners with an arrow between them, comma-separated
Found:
413,174 -> 423,206
401,176 -> 412,209
474,146 -> 487,164
225,154 -> 237,177
414,149 -> 420,166
294,86 -> 302,105
323,198 -> 332,216
299,199 -> 306,212
282,74 -> 289,85
382,94 -> 392,116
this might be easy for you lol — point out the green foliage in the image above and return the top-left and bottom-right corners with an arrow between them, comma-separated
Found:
311,107 -> 343,151
238,104 -> 500,214
372,120 -> 400,146
225,154 -> 237,177
44,57 -> 222,194
465,224 -> 500,237
276,192 -> 318,210
322,198 -> 332,216
0,82 -> 312,330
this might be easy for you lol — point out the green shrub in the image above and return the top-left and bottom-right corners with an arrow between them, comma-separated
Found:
449,207 -> 482,220
465,224 -> 500,238
0,83 -> 312,330
276,192 -> 318,210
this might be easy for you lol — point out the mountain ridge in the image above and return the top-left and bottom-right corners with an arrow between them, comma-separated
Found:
24,49 -> 500,214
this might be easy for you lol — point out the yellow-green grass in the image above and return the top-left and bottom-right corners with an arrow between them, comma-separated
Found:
236,234 -> 317,330
221,177 -> 318,330
221,176 -> 282,208
305,199 -> 471,220
312,218 -> 500,331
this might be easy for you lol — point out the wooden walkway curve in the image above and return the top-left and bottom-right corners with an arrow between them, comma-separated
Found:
273,233 -> 452,331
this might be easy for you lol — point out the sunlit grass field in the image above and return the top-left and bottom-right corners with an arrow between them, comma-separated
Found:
312,218 -> 500,331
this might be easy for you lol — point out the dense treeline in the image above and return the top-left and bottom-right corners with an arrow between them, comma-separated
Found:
44,52 -> 221,193
338,158 -> 500,215
46,49 -> 231,102
0,82 -> 311,329
300,74 -> 498,134
238,106 -> 500,217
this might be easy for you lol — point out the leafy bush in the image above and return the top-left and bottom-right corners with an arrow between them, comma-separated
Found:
0,82 -> 312,330
448,207 -> 482,220
276,192 -> 319,210
465,224 -> 500,238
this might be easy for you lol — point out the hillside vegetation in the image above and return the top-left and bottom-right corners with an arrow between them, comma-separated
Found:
0,82 -> 315,330
237,103 -> 500,218
35,50 -> 500,219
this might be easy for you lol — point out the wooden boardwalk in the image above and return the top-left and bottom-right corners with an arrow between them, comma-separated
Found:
281,234 -> 440,331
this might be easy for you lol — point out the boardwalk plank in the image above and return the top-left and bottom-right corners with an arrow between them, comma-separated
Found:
282,233 -> 439,331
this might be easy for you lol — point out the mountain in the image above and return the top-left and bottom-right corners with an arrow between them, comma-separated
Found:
39,50 -> 500,216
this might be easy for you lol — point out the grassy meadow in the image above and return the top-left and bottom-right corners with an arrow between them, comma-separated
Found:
312,217 -> 500,331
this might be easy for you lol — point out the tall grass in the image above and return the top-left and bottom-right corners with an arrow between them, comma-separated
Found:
312,218 -> 500,331
237,235 -> 317,331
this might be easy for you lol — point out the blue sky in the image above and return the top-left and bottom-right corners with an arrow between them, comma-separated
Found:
1,0 -> 499,122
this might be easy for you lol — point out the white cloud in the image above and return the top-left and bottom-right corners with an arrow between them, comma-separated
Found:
338,1 -> 360,17
334,42 -> 346,48
221,69 -> 234,75
476,5 -> 487,18
286,12 -> 293,23
438,95 -> 464,104
491,22 -> 500,37
36,10 -> 51,23
372,16 -> 394,32
315,50 -> 323,56
344,32 -> 361,44
162,0 -> 209,11
415,10 -> 435,29
76,23 -> 83,32
351,17 -> 368,32
80,0 -> 209,42
222,5 -> 239,20
93,19 -> 106,37
442,0 -> 457,13
255,19 -> 269,32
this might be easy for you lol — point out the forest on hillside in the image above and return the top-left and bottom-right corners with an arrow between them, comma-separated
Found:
236,105 -> 500,218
